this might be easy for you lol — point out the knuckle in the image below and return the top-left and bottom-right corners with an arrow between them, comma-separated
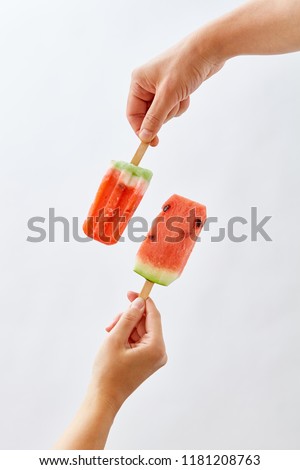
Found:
126,109 -> 132,121
126,107 -> 134,121
145,112 -> 161,126
127,109 -> 145,121
129,77 -> 152,103
130,79 -> 142,95
123,309 -> 139,324
124,307 -> 140,323
131,67 -> 141,80
106,333 -> 120,348
161,76 -> 178,95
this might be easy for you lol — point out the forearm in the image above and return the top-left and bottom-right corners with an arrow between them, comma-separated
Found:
199,0 -> 300,62
53,385 -> 118,450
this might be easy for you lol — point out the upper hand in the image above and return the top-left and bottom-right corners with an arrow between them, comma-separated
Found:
127,31 -> 225,146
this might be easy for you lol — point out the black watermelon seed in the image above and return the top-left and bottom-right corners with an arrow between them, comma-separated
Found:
195,218 -> 202,228
163,205 -> 170,212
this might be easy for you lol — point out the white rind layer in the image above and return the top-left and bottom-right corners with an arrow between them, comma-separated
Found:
118,170 -> 150,193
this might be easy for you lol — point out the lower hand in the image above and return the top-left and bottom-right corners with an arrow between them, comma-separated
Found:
89,292 -> 168,413
54,293 -> 167,450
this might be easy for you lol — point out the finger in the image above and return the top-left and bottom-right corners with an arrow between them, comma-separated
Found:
176,96 -> 190,117
149,135 -> 159,147
139,88 -> 176,143
165,103 -> 181,123
112,297 -> 145,340
127,81 -> 154,135
127,292 -> 146,337
165,97 -> 190,124
145,297 -> 163,338
130,327 -> 141,343
127,291 -> 138,303
105,313 -> 122,332
127,95 -> 149,135
136,315 -> 146,338
127,92 -> 159,146
134,129 -> 159,147
135,131 -> 159,147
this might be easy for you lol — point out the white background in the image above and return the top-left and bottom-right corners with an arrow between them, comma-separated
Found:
0,0 -> 299,450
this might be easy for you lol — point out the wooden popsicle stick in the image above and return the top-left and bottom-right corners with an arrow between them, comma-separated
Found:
139,279 -> 154,300
130,141 -> 149,166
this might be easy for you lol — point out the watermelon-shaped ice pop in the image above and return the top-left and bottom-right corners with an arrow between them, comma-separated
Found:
83,142 -> 151,245
134,194 -> 207,298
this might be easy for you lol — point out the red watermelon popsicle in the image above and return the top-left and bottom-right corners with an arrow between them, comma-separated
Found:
134,194 -> 207,298
83,160 -> 152,245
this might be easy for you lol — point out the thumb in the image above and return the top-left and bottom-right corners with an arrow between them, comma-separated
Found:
112,297 -> 145,340
145,297 -> 163,338
139,89 -> 176,143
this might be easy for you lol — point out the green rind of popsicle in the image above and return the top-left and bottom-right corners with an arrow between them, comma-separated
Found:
112,161 -> 153,182
134,257 -> 179,286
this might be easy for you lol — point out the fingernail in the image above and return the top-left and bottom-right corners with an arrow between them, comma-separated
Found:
131,297 -> 145,310
139,128 -> 153,143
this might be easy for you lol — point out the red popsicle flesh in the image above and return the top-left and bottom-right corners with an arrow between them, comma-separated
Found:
83,161 -> 152,245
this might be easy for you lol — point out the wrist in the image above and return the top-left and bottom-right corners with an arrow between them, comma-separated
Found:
86,380 -> 125,418
84,384 -> 120,421
191,20 -> 237,66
